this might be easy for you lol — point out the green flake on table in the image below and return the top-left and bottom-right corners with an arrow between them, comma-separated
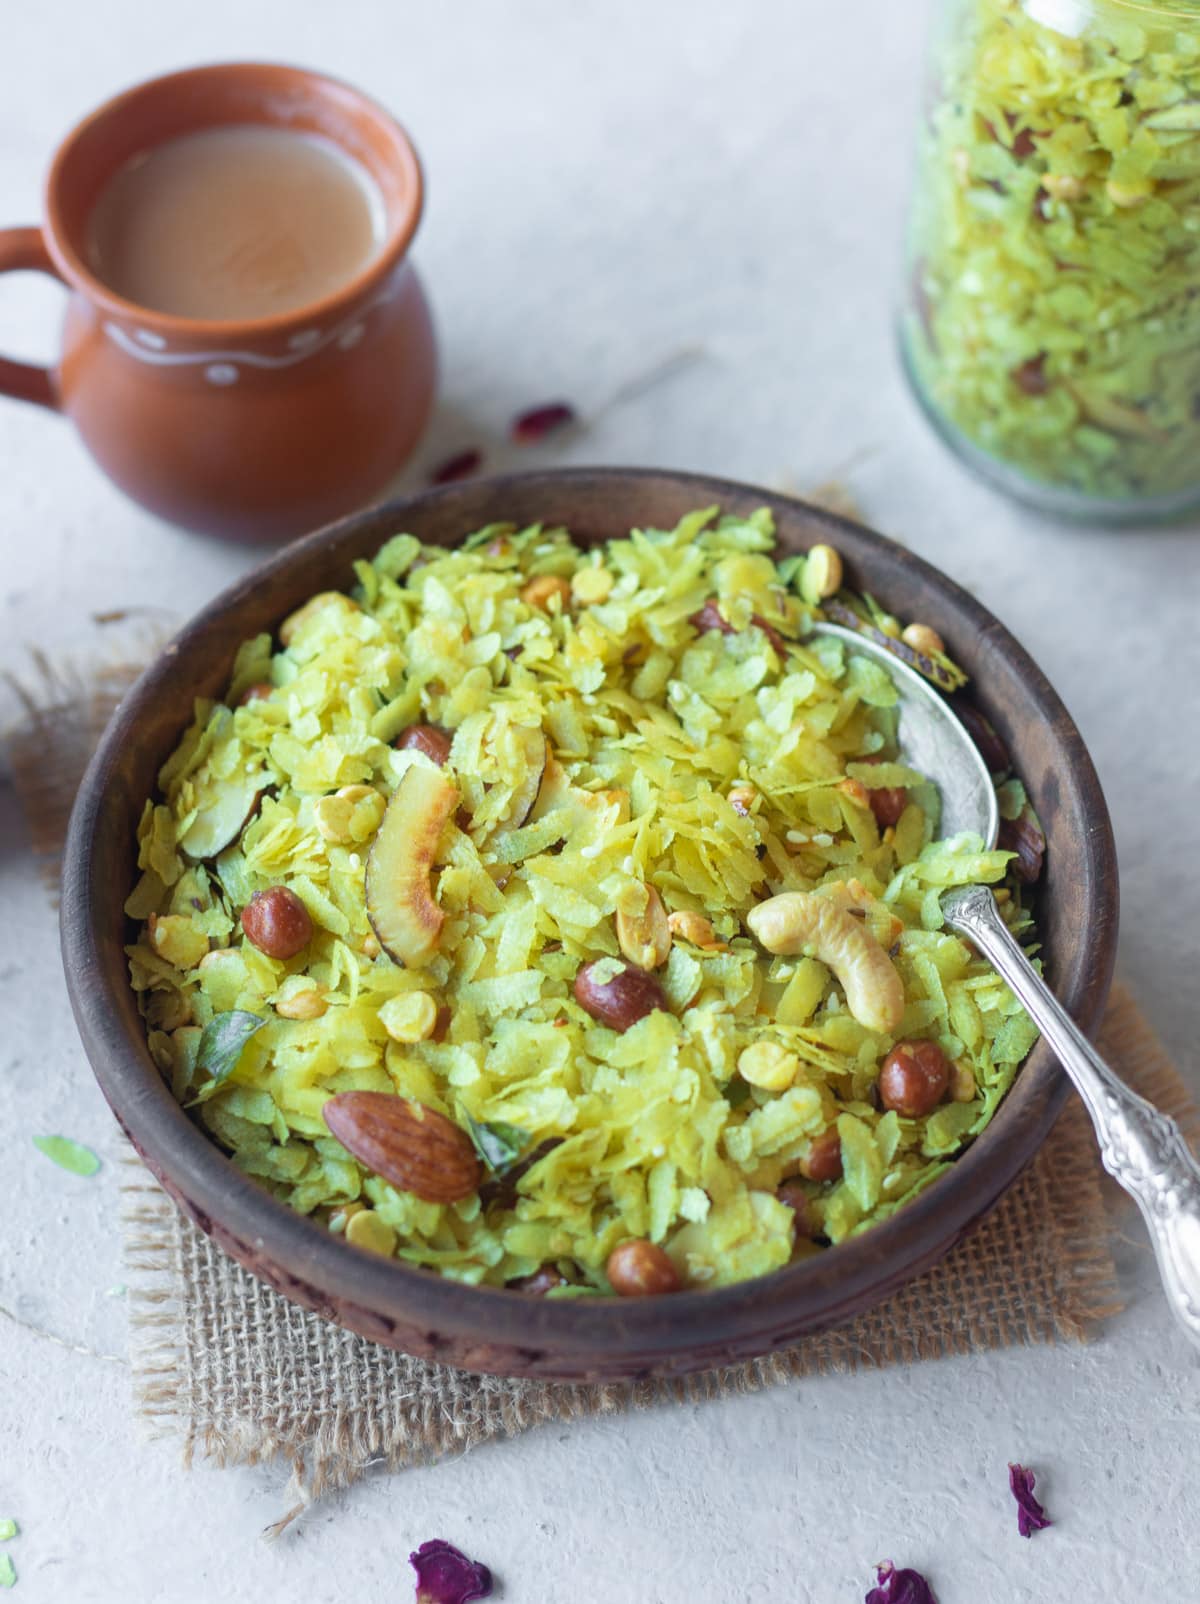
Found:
0,1552 -> 14,1588
32,1135 -> 100,1176
0,1522 -> 15,1542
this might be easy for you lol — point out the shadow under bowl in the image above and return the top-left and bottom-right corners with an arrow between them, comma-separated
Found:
60,467 -> 1118,1380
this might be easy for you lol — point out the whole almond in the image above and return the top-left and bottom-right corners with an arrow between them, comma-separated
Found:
322,1092 -> 481,1203
573,959 -> 667,1031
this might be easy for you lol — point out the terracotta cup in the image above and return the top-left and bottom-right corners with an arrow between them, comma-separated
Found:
0,63 -> 437,540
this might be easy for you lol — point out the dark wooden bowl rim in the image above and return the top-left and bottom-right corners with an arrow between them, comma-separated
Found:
60,468 -> 1118,1380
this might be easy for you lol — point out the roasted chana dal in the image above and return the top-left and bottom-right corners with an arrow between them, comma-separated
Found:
126,508 -> 1041,1296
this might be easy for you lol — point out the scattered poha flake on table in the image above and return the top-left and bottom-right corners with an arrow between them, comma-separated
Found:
1009,1462 -> 1052,1538
0,1553 -> 15,1590
0,1524 -> 15,1543
31,1136 -> 100,1177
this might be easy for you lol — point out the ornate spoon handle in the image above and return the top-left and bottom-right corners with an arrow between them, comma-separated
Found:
941,884 -> 1200,1352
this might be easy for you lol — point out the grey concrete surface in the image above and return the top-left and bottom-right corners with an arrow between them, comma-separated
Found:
1,3 -> 1197,1600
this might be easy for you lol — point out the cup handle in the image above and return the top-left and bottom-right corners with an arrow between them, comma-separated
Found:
0,227 -> 64,411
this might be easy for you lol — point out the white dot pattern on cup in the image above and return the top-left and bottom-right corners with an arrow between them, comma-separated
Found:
205,363 -> 239,386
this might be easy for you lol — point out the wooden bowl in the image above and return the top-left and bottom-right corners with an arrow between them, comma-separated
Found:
60,468 -> 1118,1380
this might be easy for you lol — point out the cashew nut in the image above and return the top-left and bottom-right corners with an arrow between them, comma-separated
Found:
746,890 -> 904,1033
818,877 -> 905,950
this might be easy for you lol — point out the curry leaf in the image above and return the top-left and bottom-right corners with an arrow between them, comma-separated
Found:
196,1010 -> 265,1087
464,1115 -> 528,1175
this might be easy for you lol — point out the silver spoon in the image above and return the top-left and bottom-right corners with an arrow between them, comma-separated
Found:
809,621 -> 1200,1352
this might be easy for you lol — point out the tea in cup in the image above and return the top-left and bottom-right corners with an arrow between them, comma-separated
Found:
0,63 -> 437,540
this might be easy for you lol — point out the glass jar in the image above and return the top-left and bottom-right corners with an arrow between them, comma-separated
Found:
902,0 -> 1200,519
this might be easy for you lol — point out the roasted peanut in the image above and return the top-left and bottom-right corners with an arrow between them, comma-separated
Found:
344,1208 -> 398,1257
879,1040 -> 951,1117
667,910 -> 725,950
900,622 -> 945,657
728,784 -> 758,817
238,681 -> 274,705
147,913 -> 209,970
508,1266 -> 568,1296
241,887 -> 313,960
313,795 -> 353,843
859,755 -> 908,828
955,704 -> 1010,776
275,987 -> 328,1020
521,574 -> 572,611
776,1179 -> 816,1239
800,544 -> 843,604
746,890 -> 904,1034
998,808 -> 1046,885
573,959 -> 668,1032
1107,178 -> 1152,208
278,591 -> 358,647
571,566 -> 614,605
606,1239 -> 681,1296
838,777 -> 871,809
396,723 -> 453,767
737,1040 -> 800,1092
379,990 -> 441,1043
329,1201 -> 366,1233
615,885 -> 671,970
798,1128 -> 843,1184
1042,172 -> 1083,202
949,1060 -> 977,1102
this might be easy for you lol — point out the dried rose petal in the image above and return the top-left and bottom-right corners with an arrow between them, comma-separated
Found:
865,1562 -> 938,1604
410,1539 -> 493,1603
1009,1463 -> 1052,1538
430,449 -> 484,486
511,401 -> 577,445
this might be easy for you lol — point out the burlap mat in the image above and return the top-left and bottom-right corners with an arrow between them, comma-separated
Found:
7,643 -> 1196,1527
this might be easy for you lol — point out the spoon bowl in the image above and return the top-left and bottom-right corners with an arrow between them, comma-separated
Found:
808,622 -> 999,846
